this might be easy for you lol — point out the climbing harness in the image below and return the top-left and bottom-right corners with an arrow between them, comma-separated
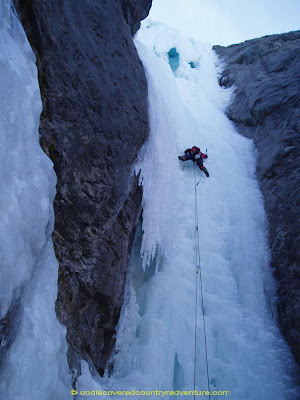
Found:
193,163 -> 211,400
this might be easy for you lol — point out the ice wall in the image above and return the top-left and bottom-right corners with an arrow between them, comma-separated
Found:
0,3 -> 71,399
77,21 -> 300,400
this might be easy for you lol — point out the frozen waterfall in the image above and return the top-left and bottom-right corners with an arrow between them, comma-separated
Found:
0,3 -> 71,399
77,20 -> 299,400
0,3 -> 299,399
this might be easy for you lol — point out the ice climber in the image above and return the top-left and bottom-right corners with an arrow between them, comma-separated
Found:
178,146 -> 209,177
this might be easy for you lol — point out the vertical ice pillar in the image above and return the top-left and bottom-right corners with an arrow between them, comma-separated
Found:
0,3 -> 71,399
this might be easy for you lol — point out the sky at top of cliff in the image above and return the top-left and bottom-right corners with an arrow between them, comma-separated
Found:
149,0 -> 300,45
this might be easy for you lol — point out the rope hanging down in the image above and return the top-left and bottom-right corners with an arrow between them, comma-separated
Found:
193,163 -> 211,400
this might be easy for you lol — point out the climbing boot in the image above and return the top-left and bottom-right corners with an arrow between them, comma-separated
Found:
202,167 -> 209,177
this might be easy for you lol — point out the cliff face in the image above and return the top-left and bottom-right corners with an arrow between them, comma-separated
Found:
214,31 -> 300,363
14,0 -> 152,375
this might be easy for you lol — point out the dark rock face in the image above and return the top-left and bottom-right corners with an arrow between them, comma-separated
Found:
123,0 -> 152,35
14,0 -> 152,375
214,31 -> 300,363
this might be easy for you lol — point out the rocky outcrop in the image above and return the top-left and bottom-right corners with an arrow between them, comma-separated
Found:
14,0 -> 152,375
214,31 -> 300,363
122,0 -> 153,35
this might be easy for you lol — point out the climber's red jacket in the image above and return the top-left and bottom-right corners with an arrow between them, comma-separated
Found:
185,146 -> 207,159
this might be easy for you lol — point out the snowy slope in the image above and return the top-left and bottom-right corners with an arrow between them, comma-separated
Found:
76,21 -> 300,400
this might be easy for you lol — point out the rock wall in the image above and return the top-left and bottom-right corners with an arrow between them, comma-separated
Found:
214,31 -> 300,364
14,0 -> 152,375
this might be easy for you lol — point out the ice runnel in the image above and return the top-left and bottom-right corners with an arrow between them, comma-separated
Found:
89,21 -> 299,400
0,3 -> 71,399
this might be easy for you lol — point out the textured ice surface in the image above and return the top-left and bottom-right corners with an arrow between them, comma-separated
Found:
74,20 -> 300,400
0,3 -> 71,399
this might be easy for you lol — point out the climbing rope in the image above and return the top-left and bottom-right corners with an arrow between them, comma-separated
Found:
193,163 -> 211,400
